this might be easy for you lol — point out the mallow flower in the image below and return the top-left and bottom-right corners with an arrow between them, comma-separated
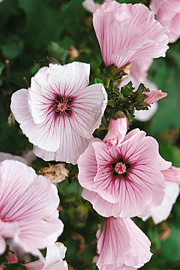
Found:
0,160 -> 63,257
78,117 -> 171,218
95,217 -> 152,270
150,0 -> 180,43
93,1 -> 169,70
11,62 -> 107,164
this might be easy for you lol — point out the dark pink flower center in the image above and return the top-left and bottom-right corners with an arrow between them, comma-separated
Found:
54,96 -> 72,116
114,162 -> 126,175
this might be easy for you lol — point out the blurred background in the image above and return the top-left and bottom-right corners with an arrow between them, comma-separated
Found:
0,0 -> 180,269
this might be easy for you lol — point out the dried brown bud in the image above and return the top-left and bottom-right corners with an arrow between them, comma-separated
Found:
39,163 -> 69,183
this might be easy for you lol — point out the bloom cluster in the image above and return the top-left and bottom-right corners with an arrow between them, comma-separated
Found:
0,0 -> 180,269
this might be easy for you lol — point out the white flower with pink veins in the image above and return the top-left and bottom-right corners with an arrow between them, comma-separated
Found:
11,62 -> 107,164
0,160 -> 63,257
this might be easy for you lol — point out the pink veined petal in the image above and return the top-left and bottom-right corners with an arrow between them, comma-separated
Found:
103,117 -> 128,147
96,217 -> 152,270
144,89 -> 167,104
29,62 -> 90,125
142,181 -> 180,224
0,160 -> 63,258
0,152 -> 28,165
161,166 -> 180,184
34,117 -> 91,164
97,217 -> 131,267
93,2 -> 169,70
70,83 -> 107,138
48,62 -> 90,97
11,89 -> 61,152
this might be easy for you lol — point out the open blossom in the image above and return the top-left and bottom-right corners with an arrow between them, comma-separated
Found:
24,242 -> 68,270
95,217 -> 152,270
150,0 -> 180,43
78,118 -> 171,218
143,166 -> 180,224
93,1 -> 169,70
0,160 -> 63,257
11,62 -> 107,164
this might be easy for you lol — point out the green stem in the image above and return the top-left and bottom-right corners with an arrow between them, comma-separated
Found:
106,78 -> 110,88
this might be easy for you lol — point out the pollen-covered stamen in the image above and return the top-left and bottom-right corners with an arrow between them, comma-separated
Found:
54,96 -> 72,115
114,162 -> 126,175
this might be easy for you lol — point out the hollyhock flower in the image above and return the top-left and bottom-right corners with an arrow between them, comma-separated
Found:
93,1 -> 169,70
0,160 -> 63,257
143,166 -> 180,224
120,74 -> 167,122
150,0 -> 180,43
78,119 -> 170,218
11,62 -> 107,164
24,242 -> 68,270
95,217 -> 152,270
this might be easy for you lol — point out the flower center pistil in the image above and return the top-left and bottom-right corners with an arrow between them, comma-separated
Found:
114,162 -> 126,175
54,96 -> 72,115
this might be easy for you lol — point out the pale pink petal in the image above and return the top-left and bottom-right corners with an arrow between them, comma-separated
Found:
0,152 -> 28,165
162,166 -> 180,184
70,83 -> 107,138
134,102 -> 158,122
144,89 -> 167,104
0,160 -> 63,257
130,58 -> 153,83
142,181 -> 179,224
82,0 -> 100,13
0,220 -> 18,254
96,217 -> 152,270
44,243 -> 67,268
150,0 -> 180,43
93,2 -> 169,69
103,117 -> 128,147
24,243 -> 68,270
34,117 -> 91,164
11,89 -> 60,152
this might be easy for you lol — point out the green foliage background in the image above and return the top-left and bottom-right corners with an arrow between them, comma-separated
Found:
0,0 -> 179,269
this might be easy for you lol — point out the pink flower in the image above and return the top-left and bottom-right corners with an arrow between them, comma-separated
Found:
78,120 -> 170,218
6,252 -> 18,264
143,166 -> 180,224
103,117 -> 128,147
0,160 -> 63,257
95,217 -> 152,270
11,62 -> 107,164
150,0 -> 180,43
24,242 -> 68,270
93,1 -> 169,70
